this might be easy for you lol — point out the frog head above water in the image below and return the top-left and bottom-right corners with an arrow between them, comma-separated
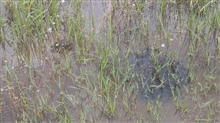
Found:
51,41 -> 73,53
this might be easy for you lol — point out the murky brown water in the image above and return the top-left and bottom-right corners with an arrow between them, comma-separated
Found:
1,1 -> 220,122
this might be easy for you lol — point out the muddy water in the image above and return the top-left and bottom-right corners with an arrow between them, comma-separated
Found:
1,1 -> 220,122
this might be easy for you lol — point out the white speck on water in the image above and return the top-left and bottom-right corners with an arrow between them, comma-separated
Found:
47,28 -> 52,33
55,43 -> 59,47
161,44 -> 165,48
61,0 -> 65,3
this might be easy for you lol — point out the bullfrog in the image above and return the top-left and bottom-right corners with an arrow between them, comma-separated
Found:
51,41 -> 73,53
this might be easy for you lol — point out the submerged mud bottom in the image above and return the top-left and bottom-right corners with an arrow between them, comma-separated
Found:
129,49 -> 190,103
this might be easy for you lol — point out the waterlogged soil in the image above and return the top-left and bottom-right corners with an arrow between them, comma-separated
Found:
127,49 -> 190,102
1,1 -> 220,122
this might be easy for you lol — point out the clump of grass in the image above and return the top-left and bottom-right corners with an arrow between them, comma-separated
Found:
1,0 -> 220,122
0,13 -> 4,50
146,100 -> 162,122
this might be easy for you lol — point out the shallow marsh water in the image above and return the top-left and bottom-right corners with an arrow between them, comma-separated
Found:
1,0 -> 220,122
